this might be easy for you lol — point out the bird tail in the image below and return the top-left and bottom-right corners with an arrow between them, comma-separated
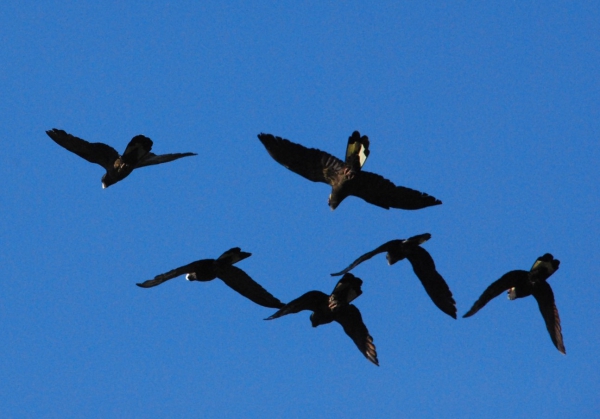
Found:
329,273 -> 363,310
122,135 -> 153,165
345,131 -> 370,171
405,233 -> 432,246
217,247 -> 251,266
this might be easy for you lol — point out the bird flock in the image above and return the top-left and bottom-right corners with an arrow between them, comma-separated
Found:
46,128 -> 566,366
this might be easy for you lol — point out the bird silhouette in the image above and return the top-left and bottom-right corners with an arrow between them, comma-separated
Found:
331,233 -> 456,318
257,131 -> 441,210
136,247 -> 283,309
46,128 -> 196,188
463,253 -> 565,354
265,273 -> 379,366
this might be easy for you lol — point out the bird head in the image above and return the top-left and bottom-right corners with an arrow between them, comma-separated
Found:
101,173 -> 116,189
328,194 -> 340,210
386,252 -> 404,265
309,313 -> 320,327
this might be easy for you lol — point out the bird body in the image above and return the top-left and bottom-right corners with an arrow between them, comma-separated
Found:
257,131 -> 441,210
46,128 -> 197,188
136,247 -> 283,309
266,273 -> 378,365
331,233 -> 457,318
463,253 -> 565,354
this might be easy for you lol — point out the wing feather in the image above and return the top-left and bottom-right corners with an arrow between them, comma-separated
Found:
330,242 -> 393,276
265,291 -> 327,319
46,129 -> 118,169
335,305 -> 379,366
406,247 -> 456,318
136,261 -> 199,288
463,270 -> 527,317
218,265 -> 284,308
258,133 -> 343,184
348,171 -> 442,210
137,152 -> 197,168
532,282 -> 566,354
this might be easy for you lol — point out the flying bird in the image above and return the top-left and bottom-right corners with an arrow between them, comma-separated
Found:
265,273 -> 379,366
331,233 -> 456,318
463,253 -> 565,354
46,128 -> 197,188
257,131 -> 441,210
136,247 -> 284,309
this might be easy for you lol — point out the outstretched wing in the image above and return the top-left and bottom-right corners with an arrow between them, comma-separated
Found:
463,270 -> 527,317
532,282 -> 565,354
348,171 -> 442,210
46,129 -> 118,169
218,265 -> 284,308
406,246 -> 456,318
330,242 -> 393,276
136,261 -> 199,288
265,291 -> 327,320
137,152 -> 197,168
335,305 -> 379,366
258,133 -> 343,185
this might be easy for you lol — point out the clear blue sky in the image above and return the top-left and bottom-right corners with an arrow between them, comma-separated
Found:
1,1 -> 598,418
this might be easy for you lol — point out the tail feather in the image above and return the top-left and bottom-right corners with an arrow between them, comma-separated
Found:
217,247 -> 251,266
345,131 -> 370,171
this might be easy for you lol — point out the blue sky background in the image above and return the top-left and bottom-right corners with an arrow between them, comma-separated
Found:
1,1 -> 599,418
